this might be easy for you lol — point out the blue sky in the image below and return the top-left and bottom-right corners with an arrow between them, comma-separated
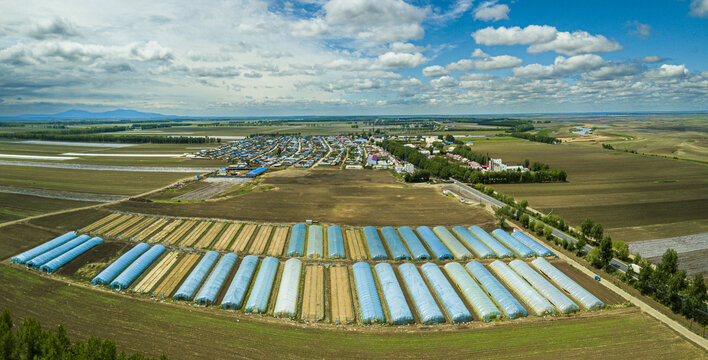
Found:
0,0 -> 706,116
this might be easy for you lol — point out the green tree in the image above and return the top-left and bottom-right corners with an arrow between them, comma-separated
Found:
518,200 -> 528,210
523,159 -> 530,168
637,260 -> 654,295
575,237 -> 587,256
613,241 -> 630,261
534,222 -> 545,235
581,218 -> 594,237
623,263 -> 637,285
599,236 -> 613,270
444,134 -> 455,142
586,248 -> 603,268
657,249 -> 678,281
0,309 -> 13,360
543,226 -> 553,240
520,214 -> 530,227
591,223 -> 604,240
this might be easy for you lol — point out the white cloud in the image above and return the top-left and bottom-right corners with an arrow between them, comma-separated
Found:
513,54 -> 605,79
445,54 -> 522,71
430,75 -> 458,88
376,52 -> 427,69
471,48 -> 489,58
584,63 -> 642,80
389,42 -> 426,53
626,21 -> 651,39
324,0 -> 427,42
460,73 -> 495,81
474,1 -> 510,22
446,59 -> 475,71
645,64 -> 690,80
636,56 -> 665,64
433,0 -> 475,22
422,65 -> 450,77
473,25 -> 622,55
28,18 -> 80,40
689,0 -> 708,18
291,18 -> 330,38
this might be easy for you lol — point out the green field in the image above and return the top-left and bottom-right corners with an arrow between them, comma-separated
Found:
0,264 -> 704,360
0,192 -> 96,224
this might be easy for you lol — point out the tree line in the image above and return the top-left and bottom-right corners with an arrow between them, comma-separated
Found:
0,132 -> 217,144
0,309 -> 167,359
510,132 -> 559,144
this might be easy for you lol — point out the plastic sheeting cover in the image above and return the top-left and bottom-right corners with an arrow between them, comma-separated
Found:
465,261 -> 527,319
363,226 -> 388,260
374,263 -> 413,324
221,255 -> 259,309
274,258 -> 303,317
12,231 -> 76,264
444,262 -> 501,321
511,230 -> 554,257
380,227 -> 411,260
451,226 -> 495,259
195,253 -> 238,305
488,260 -> 554,316
467,226 -> 513,258
108,244 -> 166,290
327,225 -> 345,259
352,262 -> 385,324
491,229 -> 535,258
509,260 -> 578,314
432,226 -> 473,260
532,258 -> 604,310
244,256 -> 279,313
420,263 -> 472,323
397,227 -> 430,260
415,226 -> 453,260
286,224 -> 306,257
40,237 -> 103,273
173,251 -> 220,300
398,263 -> 444,324
92,243 -> 150,285
306,225 -> 323,258
26,235 -> 91,268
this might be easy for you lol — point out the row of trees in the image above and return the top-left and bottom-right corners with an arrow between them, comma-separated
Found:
0,133 -> 218,144
510,132 -> 559,144
0,309 -> 166,359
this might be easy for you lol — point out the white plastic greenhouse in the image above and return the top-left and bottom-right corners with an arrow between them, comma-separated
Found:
221,255 -> 259,310
420,263 -> 473,323
374,263 -> 413,325
509,260 -> 578,314
352,262 -> 385,324
467,226 -> 513,258
195,253 -> 238,305
488,260 -> 554,316
511,230 -> 554,257
531,258 -> 604,310
465,261 -> 527,319
451,226 -> 495,259
306,225 -> 323,258
398,263 -> 444,324
432,226 -> 473,260
397,227 -> 430,260
273,258 -> 303,318
444,262 -> 501,321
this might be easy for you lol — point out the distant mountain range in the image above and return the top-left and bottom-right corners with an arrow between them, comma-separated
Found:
1,109 -> 173,120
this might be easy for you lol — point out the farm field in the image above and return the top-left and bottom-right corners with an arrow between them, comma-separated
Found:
116,169 -> 497,227
0,264 -> 704,359
466,140 -> 708,243
0,192 -> 96,224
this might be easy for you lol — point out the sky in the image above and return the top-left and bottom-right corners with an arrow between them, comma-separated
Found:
0,0 -> 706,116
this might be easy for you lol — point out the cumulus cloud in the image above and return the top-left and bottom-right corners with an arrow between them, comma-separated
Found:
324,0 -> 427,42
513,54 -> 605,79
689,0 -> 708,17
376,52 -> 427,69
583,63 -> 643,81
28,18 -> 80,40
0,40 -> 173,65
472,25 -> 622,55
636,56 -> 665,64
626,21 -> 651,39
460,73 -> 495,81
471,48 -> 489,58
645,64 -> 690,80
422,65 -> 450,77
430,76 -> 458,88
433,0 -> 475,22
291,18 -> 330,38
446,54 -> 522,71
389,42 -> 426,53
474,1 -> 510,22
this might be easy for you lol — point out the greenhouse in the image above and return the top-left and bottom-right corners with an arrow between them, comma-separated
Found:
509,260 -> 578,314
532,258 -> 604,310
380,227 -> 411,261
195,253 -> 238,305
420,263 -> 473,323
25,235 -> 91,269
511,230 -> 554,257
11,231 -> 77,264
274,258 -> 303,318
398,263 -> 444,324
374,263 -> 414,325
306,225 -> 323,258
397,227 -> 430,260
488,260 -> 555,316
39,237 -> 104,274
244,256 -> 279,313
415,226 -> 453,260
363,226 -> 388,260
451,226 -> 495,259
91,242 -> 150,285
286,223 -> 306,257
327,225 -> 345,259
467,226 -> 513,258
173,251 -> 220,300
465,261 -> 527,319
108,244 -> 166,290
352,262 -> 385,324
221,255 -> 259,310
491,229 -> 535,258
432,226 -> 473,260
444,262 -> 501,321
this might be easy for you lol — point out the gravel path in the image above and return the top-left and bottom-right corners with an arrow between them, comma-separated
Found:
0,185 -> 127,203
0,160 -> 218,173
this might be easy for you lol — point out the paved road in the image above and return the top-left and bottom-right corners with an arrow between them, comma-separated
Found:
449,180 -> 506,207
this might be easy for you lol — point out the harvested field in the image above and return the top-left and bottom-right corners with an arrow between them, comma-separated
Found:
178,221 -> 211,247
134,218 -> 169,241
172,179 -> 245,200
212,223 -> 241,251
105,215 -> 145,237
249,225 -> 273,255
301,264 -> 324,322
231,224 -> 257,252
133,252 -> 180,293
0,185 -> 124,203
152,253 -> 201,298
121,216 -> 158,238
93,214 -> 131,235
330,264 -> 354,324
116,169 -> 496,227
81,212 -> 121,232
150,220 -> 183,243
163,220 -> 196,245
266,226 -> 289,256
649,248 -> 708,278
0,192 -> 96,224
346,228 -> 367,260
629,232 -> 708,258
195,222 -> 225,249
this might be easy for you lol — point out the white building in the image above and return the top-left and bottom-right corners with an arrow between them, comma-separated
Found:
489,158 -> 528,172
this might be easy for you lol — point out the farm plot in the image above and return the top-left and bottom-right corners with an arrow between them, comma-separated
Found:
133,218 -> 170,241
194,222 -> 226,249
120,216 -> 159,238
248,225 -> 273,255
79,212 -> 121,233
105,215 -> 146,238
211,223 -> 241,251
330,264 -> 354,324
152,253 -> 201,298
133,252 -> 180,293
266,226 -> 289,256
301,264 -> 324,322
144,219 -> 183,243
162,220 -> 197,246
230,224 -> 257,252
178,221 -> 212,247
92,214 -> 132,235
345,228 -> 367,260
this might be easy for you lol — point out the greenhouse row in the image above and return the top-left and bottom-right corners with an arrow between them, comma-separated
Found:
79,211 -> 558,262
10,232 -> 104,274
